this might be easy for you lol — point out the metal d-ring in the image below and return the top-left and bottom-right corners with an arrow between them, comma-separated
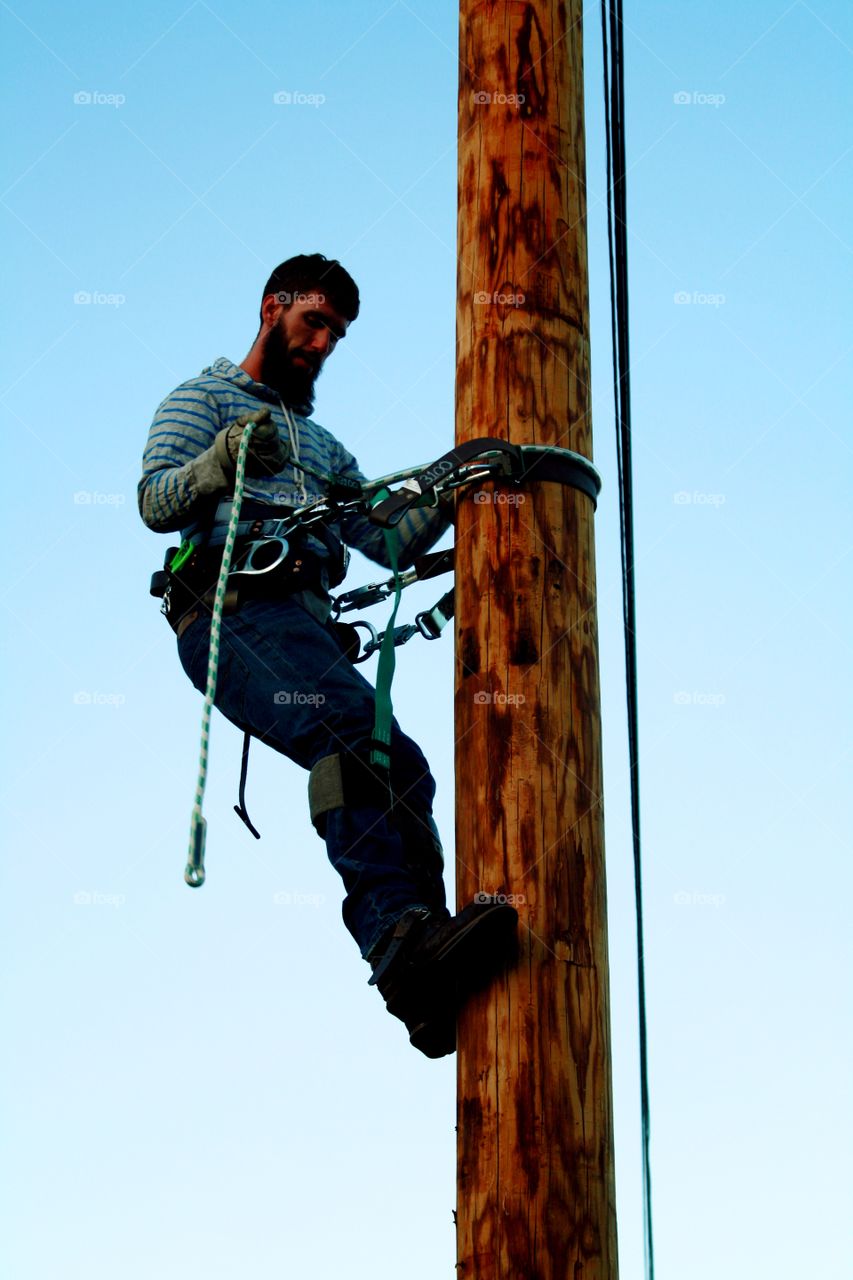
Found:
231,536 -> 291,577
350,619 -> 379,664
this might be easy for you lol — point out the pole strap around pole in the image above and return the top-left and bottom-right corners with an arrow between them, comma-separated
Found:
367,439 -> 602,528
516,444 -> 602,507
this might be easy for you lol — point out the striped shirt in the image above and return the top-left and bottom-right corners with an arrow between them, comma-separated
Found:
138,357 -> 450,619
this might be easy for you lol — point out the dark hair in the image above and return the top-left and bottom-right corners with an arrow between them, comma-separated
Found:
259,253 -> 360,326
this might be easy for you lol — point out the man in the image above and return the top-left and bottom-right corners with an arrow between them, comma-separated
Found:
138,253 -> 516,1057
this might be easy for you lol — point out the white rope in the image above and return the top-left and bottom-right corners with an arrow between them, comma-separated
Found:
281,400 -> 307,504
184,420 -> 258,887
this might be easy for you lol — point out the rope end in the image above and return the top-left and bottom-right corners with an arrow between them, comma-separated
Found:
185,811 -> 207,887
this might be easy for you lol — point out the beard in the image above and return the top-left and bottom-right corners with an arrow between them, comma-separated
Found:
258,320 -> 322,414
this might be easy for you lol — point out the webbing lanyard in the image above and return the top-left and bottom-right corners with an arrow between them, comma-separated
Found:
368,490 -> 403,775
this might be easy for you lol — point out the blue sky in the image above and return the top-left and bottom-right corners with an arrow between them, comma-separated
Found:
1,2 -> 851,1277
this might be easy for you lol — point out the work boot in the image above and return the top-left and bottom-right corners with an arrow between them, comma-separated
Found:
368,897 -> 518,1058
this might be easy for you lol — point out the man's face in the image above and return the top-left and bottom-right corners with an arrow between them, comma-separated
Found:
259,291 -> 349,412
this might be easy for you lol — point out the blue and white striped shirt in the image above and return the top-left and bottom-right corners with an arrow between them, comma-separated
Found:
138,357 -> 450,616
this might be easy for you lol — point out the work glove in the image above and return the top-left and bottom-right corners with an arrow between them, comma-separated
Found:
215,408 -> 291,478
188,407 -> 291,498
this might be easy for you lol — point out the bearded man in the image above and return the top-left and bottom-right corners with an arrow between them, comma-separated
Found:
138,253 -> 516,1057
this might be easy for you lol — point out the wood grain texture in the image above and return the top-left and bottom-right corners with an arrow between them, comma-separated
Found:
454,3 -> 618,1276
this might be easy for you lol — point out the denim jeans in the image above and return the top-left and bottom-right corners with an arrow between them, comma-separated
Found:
177,596 -> 449,958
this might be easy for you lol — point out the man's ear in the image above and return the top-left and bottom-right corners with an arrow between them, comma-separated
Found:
260,293 -> 285,329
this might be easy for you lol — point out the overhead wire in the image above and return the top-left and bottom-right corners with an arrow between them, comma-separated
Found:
600,3 -> 655,1277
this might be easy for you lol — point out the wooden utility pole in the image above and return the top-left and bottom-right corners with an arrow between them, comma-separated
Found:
454,3 -> 618,1277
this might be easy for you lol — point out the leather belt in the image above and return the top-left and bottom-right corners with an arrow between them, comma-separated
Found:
176,609 -> 201,641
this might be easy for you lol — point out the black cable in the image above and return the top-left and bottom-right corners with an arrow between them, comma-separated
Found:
600,3 -> 655,1277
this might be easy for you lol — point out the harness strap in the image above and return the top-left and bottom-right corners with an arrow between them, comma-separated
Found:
233,731 -> 261,839
415,588 -> 455,640
308,753 -> 346,826
369,497 -> 403,776
307,750 -> 400,836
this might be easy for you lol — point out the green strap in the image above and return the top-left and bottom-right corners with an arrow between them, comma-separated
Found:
369,489 -> 403,774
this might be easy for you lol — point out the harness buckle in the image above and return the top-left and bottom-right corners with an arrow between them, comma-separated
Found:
231,536 -> 291,576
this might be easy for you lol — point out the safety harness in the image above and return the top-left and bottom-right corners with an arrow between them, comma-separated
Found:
149,423 -> 601,886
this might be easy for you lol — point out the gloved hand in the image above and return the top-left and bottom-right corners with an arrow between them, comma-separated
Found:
215,408 -> 291,479
188,406 -> 291,499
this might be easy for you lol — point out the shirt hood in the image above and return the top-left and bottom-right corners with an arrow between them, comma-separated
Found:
201,356 -> 311,415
